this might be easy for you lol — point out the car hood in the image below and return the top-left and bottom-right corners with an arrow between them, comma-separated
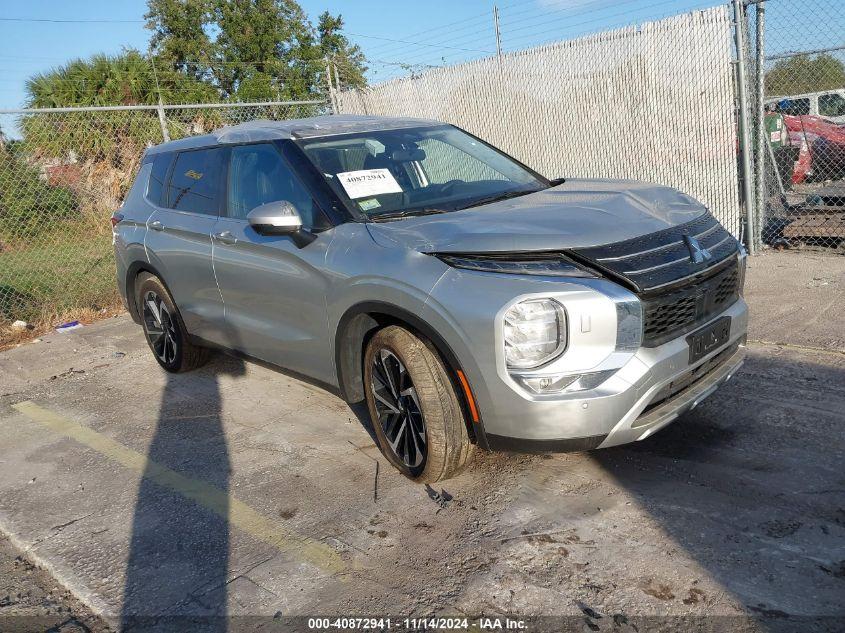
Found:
366,178 -> 708,253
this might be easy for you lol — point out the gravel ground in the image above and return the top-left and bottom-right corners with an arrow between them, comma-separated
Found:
0,250 -> 842,633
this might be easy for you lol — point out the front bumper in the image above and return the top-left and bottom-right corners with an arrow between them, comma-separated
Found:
479,297 -> 748,451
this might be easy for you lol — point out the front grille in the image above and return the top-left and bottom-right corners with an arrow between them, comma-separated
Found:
641,262 -> 740,346
567,213 -> 741,347
568,213 -> 739,293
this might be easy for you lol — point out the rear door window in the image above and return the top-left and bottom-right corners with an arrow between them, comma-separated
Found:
165,148 -> 226,215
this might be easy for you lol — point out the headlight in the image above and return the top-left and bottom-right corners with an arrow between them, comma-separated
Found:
503,299 -> 567,369
436,253 -> 596,277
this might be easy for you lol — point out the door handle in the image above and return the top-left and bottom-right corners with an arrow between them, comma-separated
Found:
213,230 -> 237,245
149,220 -> 164,231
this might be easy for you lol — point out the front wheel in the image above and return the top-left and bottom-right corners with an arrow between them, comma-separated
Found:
363,326 -> 474,482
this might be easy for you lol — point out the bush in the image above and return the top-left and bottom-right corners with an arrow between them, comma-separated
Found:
0,149 -> 78,241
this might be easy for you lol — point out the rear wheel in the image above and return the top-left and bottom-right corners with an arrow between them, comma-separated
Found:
363,325 -> 474,482
136,273 -> 209,373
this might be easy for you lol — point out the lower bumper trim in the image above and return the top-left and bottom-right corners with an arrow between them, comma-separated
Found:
486,433 -> 607,454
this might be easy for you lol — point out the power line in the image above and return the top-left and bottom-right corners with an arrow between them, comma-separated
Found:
0,17 -> 143,24
342,31 -> 494,55
358,0 -> 529,56
501,0 -> 712,50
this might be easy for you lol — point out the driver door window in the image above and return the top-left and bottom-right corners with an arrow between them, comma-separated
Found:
227,143 -> 321,229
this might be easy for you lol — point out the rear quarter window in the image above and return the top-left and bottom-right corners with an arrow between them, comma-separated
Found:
145,152 -> 173,207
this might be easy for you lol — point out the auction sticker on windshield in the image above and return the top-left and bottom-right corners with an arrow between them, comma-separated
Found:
337,169 -> 403,199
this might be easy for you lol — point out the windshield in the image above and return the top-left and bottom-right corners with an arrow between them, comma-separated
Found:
298,125 -> 548,218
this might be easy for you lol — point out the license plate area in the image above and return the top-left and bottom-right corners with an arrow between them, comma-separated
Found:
687,316 -> 731,363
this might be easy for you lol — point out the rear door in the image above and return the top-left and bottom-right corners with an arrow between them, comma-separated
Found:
144,146 -> 228,341
211,142 -> 335,384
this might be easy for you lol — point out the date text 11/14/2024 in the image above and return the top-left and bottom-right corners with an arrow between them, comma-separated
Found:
307,617 -> 527,630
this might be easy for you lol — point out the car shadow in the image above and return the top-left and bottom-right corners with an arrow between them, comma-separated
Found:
346,400 -> 378,444
120,353 -> 245,631
585,350 -> 845,631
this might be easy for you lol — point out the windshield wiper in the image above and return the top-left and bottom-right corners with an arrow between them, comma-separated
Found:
460,188 -> 541,210
369,208 -> 448,222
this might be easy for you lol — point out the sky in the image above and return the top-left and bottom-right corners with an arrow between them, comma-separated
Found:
0,0 -> 840,110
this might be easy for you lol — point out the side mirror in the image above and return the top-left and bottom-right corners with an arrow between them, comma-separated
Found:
247,200 -> 302,235
548,177 -> 566,187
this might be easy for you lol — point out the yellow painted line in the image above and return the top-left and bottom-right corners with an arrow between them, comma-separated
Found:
12,400 -> 346,575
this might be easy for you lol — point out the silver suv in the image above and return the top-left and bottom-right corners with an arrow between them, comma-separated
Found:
114,115 -> 748,482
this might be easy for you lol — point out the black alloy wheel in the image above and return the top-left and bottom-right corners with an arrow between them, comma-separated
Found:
142,290 -> 179,366
370,348 -> 427,472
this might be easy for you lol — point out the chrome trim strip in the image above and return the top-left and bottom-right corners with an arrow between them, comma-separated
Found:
639,254 -> 739,293
622,233 -> 736,275
595,222 -> 721,263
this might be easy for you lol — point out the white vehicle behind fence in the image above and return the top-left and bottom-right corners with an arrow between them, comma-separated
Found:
766,89 -> 845,124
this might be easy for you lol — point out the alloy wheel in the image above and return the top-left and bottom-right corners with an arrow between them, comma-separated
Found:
370,349 -> 427,470
142,290 -> 178,365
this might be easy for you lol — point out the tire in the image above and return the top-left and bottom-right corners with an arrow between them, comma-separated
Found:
363,325 -> 474,483
135,272 -> 210,373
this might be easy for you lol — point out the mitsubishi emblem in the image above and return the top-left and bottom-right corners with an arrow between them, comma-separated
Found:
683,235 -> 712,264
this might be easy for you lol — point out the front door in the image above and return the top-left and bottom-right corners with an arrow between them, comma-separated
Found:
144,147 -> 227,341
211,142 -> 335,385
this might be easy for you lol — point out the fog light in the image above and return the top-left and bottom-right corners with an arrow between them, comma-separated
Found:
517,374 -> 579,394
514,369 -> 616,395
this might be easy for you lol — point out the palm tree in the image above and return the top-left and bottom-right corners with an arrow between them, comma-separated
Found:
25,50 -> 218,109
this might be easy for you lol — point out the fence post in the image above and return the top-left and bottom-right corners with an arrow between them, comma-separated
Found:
733,0 -> 756,253
754,0 -> 766,253
157,99 -> 170,143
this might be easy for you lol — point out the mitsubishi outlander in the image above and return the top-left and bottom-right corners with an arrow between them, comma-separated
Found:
113,115 -> 748,482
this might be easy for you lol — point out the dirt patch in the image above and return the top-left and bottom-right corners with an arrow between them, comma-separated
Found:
0,534 -> 111,632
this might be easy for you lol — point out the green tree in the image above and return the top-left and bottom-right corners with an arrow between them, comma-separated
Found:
765,53 -> 845,96
317,11 -> 367,89
144,0 -> 214,81
211,0 -> 316,99
145,0 -> 367,100
25,50 -> 217,108
21,51 -> 219,177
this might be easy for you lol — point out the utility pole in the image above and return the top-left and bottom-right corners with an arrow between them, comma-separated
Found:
149,54 -> 170,142
325,58 -> 338,114
493,5 -> 502,58
334,63 -> 342,104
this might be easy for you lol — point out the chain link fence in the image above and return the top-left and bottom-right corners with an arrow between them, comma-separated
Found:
0,101 -> 323,336
1,1 -> 841,344
339,6 -> 742,239
747,0 -> 845,251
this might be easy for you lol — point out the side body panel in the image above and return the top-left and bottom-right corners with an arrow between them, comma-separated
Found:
211,218 -> 336,385
144,208 -> 223,339
114,162 -> 154,309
